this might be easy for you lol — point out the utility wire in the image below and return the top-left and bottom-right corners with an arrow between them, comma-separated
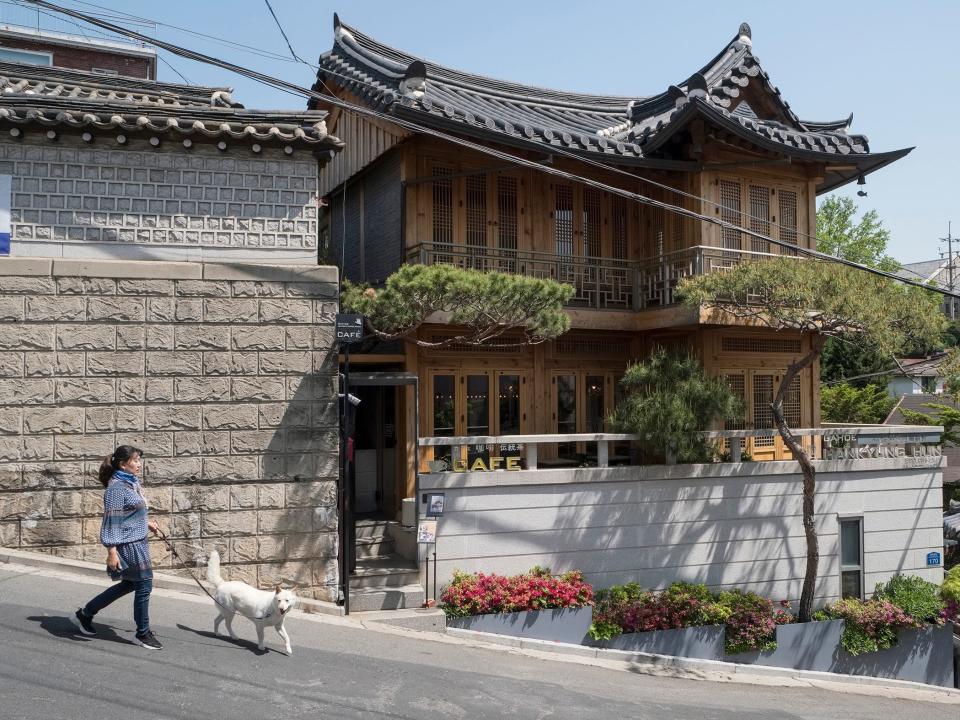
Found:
25,0 -> 960,301
262,0 -> 308,65
157,53 -> 191,84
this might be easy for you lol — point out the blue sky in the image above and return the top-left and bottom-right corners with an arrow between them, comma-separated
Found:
14,1 -> 959,263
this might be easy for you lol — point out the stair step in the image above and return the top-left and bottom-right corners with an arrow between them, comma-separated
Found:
354,520 -> 396,540
354,536 -> 396,560
351,555 -> 420,589
348,584 -> 425,611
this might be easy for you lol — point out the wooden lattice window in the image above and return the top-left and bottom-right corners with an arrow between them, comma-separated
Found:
779,189 -> 798,248
583,188 -> 601,258
498,176 -> 518,253
783,374 -> 801,427
431,165 -> 454,248
555,336 -> 630,356
724,373 -> 746,431
748,185 -> 771,254
721,336 -> 802,354
555,185 -> 574,258
465,174 -> 487,251
753,373 -> 776,447
612,195 -> 627,260
719,179 -> 742,251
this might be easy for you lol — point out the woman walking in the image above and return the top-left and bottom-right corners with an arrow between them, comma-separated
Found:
72,445 -> 163,650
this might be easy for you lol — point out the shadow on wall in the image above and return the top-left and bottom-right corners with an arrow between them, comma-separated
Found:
442,467 -> 807,600
257,343 -> 340,601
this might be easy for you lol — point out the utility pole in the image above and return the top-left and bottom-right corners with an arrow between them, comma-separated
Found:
939,222 -> 956,320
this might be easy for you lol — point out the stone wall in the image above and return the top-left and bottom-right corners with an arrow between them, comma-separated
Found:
0,257 -> 340,600
2,137 -> 319,264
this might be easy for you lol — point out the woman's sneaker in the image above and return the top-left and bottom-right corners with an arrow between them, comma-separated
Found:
72,608 -> 96,636
134,630 -> 163,650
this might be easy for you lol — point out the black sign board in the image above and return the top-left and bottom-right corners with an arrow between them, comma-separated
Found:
335,313 -> 364,343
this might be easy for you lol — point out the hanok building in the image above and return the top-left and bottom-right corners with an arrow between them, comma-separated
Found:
312,18 -> 911,517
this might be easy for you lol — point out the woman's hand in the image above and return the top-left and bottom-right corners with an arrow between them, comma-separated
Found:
106,548 -> 120,572
147,520 -> 159,535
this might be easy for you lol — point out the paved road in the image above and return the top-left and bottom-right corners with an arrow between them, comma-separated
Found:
0,564 -> 955,720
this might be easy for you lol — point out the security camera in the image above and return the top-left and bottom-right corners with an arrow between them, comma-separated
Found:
339,393 -> 362,406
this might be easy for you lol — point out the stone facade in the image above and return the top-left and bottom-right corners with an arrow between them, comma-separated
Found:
0,257 -> 340,600
2,137 -> 320,264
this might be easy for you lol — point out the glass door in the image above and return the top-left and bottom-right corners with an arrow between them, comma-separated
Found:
496,372 -> 527,464
554,373 -> 578,459
463,373 -> 491,465
429,372 -> 456,469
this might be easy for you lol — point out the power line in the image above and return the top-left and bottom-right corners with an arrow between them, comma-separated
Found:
157,53 -> 190,85
262,0 -> 308,66
24,0 -> 960,302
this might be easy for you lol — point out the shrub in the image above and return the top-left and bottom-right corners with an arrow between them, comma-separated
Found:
942,566 -> 960,604
610,351 -> 742,464
589,582 -> 793,654
719,590 -> 795,655
439,567 -> 593,618
873,574 -> 946,623
817,598 -> 919,655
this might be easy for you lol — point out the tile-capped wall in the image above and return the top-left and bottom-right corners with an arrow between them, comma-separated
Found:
0,258 -> 339,599
1,138 -> 320,263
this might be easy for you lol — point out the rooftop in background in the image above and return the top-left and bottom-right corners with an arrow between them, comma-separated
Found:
0,13 -> 156,79
0,59 -> 342,153
313,15 -> 911,194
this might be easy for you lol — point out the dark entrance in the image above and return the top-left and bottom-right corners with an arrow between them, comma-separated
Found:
339,371 -> 419,613
352,384 -> 398,518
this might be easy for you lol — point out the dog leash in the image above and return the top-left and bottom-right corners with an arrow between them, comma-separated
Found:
151,528 -> 274,620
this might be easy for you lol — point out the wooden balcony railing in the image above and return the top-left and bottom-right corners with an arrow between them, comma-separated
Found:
406,243 -> 787,311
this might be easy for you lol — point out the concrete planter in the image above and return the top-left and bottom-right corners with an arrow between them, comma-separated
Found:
728,619 -> 955,688
445,606 -> 593,644
592,624 -> 725,661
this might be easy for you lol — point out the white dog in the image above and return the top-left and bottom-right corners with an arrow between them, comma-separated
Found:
206,550 -> 297,655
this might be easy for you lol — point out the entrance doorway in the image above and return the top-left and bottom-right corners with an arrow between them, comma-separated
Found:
352,385 -> 398,517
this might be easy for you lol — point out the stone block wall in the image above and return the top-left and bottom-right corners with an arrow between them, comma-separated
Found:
0,257 -> 340,600
1,137 -> 319,264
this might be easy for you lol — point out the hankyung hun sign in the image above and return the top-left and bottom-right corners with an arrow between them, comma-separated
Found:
0,174 -> 10,255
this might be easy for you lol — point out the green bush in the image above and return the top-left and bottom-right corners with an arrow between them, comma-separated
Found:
942,566 -> 960,603
610,351 -> 742,464
873,574 -> 945,622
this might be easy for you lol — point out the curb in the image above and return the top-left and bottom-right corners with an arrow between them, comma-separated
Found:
0,547 -> 344,617
446,628 -> 960,703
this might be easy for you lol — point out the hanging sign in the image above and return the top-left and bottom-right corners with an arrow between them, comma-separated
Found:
417,519 -> 437,544
335,313 -> 364,343
0,174 -> 10,255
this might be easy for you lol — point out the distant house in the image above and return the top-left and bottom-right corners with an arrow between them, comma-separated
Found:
885,392 -> 959,485
896,259 -> 960,319
885,354 -> 947,397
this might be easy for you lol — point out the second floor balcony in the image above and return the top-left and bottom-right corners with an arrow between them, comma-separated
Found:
407,242 -> 786,311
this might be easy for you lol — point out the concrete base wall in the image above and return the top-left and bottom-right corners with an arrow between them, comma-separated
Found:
418,458 -> 945,605
0,257 -> 340,599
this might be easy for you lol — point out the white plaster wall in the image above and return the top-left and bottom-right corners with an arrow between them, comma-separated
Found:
419,458 -> 944,606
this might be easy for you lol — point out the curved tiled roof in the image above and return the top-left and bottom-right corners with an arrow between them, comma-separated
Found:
314,17 -> 909,187
0,61 -> 343,152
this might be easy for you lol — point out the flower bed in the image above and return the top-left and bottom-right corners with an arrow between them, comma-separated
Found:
441,567 -> 595,643
589,582 -> 793,655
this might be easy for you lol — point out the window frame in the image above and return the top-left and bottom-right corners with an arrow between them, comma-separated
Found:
0,47 -> 53,66
837,515 -> 865,600
713,174 -> 805,255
